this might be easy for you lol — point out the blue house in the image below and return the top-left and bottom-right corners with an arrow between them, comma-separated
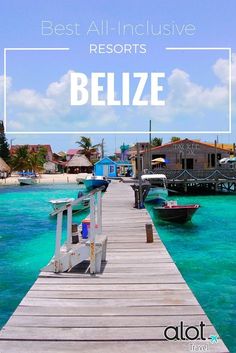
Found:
94,157 -> 132,177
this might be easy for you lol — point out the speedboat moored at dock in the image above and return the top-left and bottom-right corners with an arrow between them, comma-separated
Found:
83,175 -> 110,191
49,197 -> 90,213
153,200 -> 200,223
141,174 -> 168,202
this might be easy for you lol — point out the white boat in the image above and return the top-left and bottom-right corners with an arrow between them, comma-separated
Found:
141,174 -> 168,202
18,177 -> 37,185
49,197 -> 90,213
76,173 -> 92,185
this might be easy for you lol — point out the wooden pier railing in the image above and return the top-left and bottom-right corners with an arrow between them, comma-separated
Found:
43,187 -> 107,274
151,168 -> 236,181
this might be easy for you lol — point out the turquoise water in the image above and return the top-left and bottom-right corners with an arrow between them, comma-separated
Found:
147,194 -> 236,353
0,184 -> 89,327
0,186 -> 235,353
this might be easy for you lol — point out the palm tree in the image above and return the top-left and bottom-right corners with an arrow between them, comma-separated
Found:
11,145 -> 30,171
76,136 -> 99,161
11,145 -> 46,173
28,153 -> 45,174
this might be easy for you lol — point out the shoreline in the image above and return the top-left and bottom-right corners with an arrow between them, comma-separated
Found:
0,173 -> 78,186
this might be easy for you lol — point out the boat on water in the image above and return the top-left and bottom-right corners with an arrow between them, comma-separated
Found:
18,171 -> 38,185
84,175 -> 110,191
141,174 -> 168,202
49,196 -> 90,213
153,200 -> 200,223
144,186 -> 168,202
18,176 -> 37,185
76,173 -> 92,185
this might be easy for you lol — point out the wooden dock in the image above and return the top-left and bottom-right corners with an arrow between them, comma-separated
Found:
0,181 -> 229,352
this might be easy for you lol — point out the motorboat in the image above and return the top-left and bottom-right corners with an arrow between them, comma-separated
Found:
141,173 -> 167,186
76,173 -> 92,185
141,174 -> 168,202
83,175 -> 110,191
49,196 -> 90,213
18,176 -> 37,185
144,186 -> 168,202
153,200 -> 200,223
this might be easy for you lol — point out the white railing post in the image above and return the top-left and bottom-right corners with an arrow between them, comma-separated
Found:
89,195 -> 96,274
97,191 -> 102,235
66,205 -> 72,250
54,211 -> 63,273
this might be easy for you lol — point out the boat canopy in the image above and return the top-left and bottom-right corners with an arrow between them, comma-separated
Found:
141,174 -> 167,180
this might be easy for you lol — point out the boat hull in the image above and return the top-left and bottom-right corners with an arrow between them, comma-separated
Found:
76,173 -> 92,185
18,177 -> 37,185
84,178 -> 109,191
153,205 -> 200,223
145,187 -> 168,202
49,198 -> 90,213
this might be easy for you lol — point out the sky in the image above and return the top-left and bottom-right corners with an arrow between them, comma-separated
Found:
0,0 -> 235,154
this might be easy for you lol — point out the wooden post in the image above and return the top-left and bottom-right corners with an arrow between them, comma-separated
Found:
71,223 -> 79,244
90,195 -> 96,274
149,119 -> 152,170
97,191 -> 102,235
146,223 -> 153,243
214,139 -> 217,169
137,143 -> 143,209
54,212 -> 63,272
66,205 -> 72,249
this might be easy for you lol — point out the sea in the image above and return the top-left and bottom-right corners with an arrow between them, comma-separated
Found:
0,184 -> 235,352
147,194 -> 236,353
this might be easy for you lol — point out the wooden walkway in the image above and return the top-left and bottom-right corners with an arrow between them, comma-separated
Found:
0,181 -> 229,352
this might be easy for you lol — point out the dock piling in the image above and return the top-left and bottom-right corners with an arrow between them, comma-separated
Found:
146,223 -> 154,243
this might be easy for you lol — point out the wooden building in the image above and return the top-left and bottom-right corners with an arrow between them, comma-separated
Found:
141,138 -> 232,171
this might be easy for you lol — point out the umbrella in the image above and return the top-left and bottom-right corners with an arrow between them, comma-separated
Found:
152,157 -> 165,164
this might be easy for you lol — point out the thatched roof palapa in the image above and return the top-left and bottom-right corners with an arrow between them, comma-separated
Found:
0,157 -> 11,172
66,154 -> 92,168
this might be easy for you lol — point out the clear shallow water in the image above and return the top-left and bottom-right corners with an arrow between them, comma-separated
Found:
146,194 -> 236,353
0,186 -> 235,353
0,183 -> 89,327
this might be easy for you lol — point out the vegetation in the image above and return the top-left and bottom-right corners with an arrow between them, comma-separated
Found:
76,136 -> 99,161
171,136 -> 181,142
11,145 -> 46,173
0,121 -> 10,164
151,137 -> 163,147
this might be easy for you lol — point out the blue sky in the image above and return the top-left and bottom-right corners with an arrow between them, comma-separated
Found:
0,0 -> 235,154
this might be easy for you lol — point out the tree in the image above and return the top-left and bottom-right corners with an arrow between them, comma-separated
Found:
151,137 -> 162,147
76,136 -> 99,161
11,145 -> 30,171
11,145 -> 46,173
28,153 -> 45,174
0,121 -> 10,163
171,136 -> 181,142
37,146 -> 48,162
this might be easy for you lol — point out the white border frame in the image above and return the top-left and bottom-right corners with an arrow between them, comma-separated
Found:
3,47 -> 232,135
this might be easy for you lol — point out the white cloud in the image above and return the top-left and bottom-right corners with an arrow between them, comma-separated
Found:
0,53 -> 235,132
213,53 -> 236,86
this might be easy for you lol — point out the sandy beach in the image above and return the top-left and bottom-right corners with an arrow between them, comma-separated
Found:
0,173 -> 78,186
